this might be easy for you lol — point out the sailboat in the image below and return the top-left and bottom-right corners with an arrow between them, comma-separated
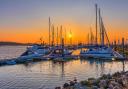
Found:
80,4 -> 124,60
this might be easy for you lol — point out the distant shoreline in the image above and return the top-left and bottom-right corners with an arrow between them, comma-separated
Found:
0,42 -> 33,46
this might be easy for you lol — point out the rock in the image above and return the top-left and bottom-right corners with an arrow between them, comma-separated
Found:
63,83 -> 70,88
59,71 -> 128,89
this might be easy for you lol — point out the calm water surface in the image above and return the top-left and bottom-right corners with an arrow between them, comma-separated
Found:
0,46 -> 128,89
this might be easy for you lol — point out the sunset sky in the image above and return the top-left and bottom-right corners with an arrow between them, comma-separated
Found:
0,0 -> 128,44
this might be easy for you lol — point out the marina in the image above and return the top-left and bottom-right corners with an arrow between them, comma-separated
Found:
0,46 -> 128,89
0,0 -> 128,89
0,4 -> 127,66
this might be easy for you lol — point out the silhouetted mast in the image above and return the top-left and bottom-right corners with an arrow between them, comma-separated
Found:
87,33 -> 90,45
60,25 -> 63,45
90,27 -> 92,45
95,4 -> 98,45
99,8 -> 102,45
90,27 -> 94,45
57,27 -> 59,46
49,17 -> 51,46
52,25 -> 54,46
65,28 -> 66,45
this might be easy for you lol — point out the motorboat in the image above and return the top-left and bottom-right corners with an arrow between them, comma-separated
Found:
18,44 -> 50,60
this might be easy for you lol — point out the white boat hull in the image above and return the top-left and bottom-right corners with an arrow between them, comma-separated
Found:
80,47 -> 124,60
80,53 -> 113,59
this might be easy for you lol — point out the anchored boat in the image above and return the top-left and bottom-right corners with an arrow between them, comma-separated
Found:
48,47 -> 74,59
48,37 -> 77,61
80,46 -> 124,59
19,44 -> 50,60
80,4 -> 124,60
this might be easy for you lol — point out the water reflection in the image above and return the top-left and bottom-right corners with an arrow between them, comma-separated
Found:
0,59 -> 128,89
18,59 -> 127,77
80,58 -> 127,76
0,46 -> 128,88
52,61 -> 65,79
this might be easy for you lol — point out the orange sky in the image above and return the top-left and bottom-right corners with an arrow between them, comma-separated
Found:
0,0 -> 128,44
0,20 -> 127,44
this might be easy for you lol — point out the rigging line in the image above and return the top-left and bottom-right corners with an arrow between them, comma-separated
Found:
101,18 -> 110,46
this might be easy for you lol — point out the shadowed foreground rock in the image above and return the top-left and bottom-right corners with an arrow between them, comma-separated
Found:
55,71 -> 128,89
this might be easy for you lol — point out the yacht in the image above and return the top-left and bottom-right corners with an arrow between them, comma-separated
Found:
80,46 -> 124,59
19,44 -> 50,60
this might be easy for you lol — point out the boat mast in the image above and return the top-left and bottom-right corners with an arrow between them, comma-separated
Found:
57,26 -> 59,46
49,17 -> 51,46
52,25 -> 54,46
62,37 -> 64,57
99,8 -> 102,45
95,4 -> 98,45
65,28 -> 67,45
87,33 -> 90,46
60,25 -> 63,46
90,27 -> 93,45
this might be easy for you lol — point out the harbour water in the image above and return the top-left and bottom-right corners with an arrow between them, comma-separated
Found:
0,46 -> 128,89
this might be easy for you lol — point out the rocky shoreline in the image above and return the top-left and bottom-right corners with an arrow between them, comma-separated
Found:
55,71 -> 128,89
